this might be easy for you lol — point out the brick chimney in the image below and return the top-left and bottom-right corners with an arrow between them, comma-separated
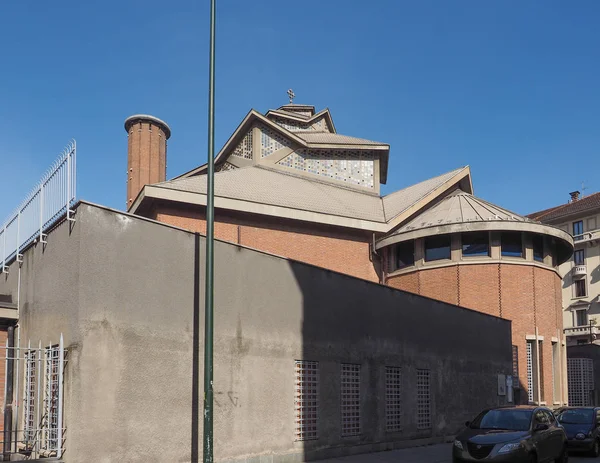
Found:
570,191 -> 580,202
124,114 -> 171,210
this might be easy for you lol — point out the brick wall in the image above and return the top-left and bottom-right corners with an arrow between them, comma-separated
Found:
152,203 -> 380,282
388,263 -> 564,404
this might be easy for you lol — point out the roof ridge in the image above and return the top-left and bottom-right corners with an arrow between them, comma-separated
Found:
383,167 -> 466,199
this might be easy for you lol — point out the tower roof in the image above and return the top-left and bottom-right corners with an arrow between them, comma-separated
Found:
124,114 -> 171,139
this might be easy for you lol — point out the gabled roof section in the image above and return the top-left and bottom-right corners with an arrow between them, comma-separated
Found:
527,192 -> 600,222
265,107 -> 336,133
382,167 -> 472,225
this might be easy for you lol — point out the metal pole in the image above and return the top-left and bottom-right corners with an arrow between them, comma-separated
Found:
203,0 -> 216,461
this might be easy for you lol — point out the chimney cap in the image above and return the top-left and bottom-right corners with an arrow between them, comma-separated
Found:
570,190 -> 581,201
124,114 -> 171,139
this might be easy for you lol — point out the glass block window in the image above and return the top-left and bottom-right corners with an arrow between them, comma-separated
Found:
341,363 -> 361,437
231,129 -> 253,159
273,116 -> 330,132
416,369 -> 431,429
526,341 -> 534,403
215,161 -> 237,172
512,345 -> 519,388
385,367 -> 402,432
277,149 -> 375,188
260,125 -> 291,157
24,350 -> 37,444
295,361 -> 319,441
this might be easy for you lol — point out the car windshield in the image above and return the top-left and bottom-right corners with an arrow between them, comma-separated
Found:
470,409 -> 532,431
558,409 -> 594,424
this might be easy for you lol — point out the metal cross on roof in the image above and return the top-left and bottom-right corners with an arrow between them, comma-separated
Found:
287,89 -> 295,104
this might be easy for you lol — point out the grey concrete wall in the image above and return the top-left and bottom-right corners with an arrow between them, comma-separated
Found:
0,202 -> 512,463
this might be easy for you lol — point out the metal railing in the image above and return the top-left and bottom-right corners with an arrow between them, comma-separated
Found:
0,141 -> 76,272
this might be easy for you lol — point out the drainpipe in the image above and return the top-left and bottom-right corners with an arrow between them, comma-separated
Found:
3,324 -> 14,460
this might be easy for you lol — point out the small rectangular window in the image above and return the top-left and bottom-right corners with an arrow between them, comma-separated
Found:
295,361 -> 319,441
501,232 -> 523,258
573,221 -> 584,241
576,309 -> 588,326
538,341 -> 544,402
385,367 -> 402,432
395,241 -> 414,270
341,364 -> 361,437
416,369 -> 431,429
424,235 -> 451,262
462,232 -> 489,257
574,249 -> 585,265
512,345 -> 519,387
532,235 -> 544,262
575,279 -> 587,298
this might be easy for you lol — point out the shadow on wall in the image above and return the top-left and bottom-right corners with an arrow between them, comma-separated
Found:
291,259 -> 513,461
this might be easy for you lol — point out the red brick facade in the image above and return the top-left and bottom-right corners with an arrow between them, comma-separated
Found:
387,263 -> 564,404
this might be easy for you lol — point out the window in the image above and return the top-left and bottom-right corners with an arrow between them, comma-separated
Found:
538,341 -> 544,402
575,279 -> 587,298
341,364 -> 360,437
574,249 -> 585,265
294,361 -> 319,441
526,341 -> 534,403
512,346 -> 519,388
395,241 -> 414,270
573,221 -> 584,241
552,343 -> 560,404
576,309 -> 588,327
385,367 -> 402,432
416,369 -> 431,429
501,232 -> 523,257
462,232 -> 489,257
424,235 -> 451,262
532,235 -> 544,262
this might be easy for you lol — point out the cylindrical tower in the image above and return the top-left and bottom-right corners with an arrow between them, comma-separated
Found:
124,114 -> 171,210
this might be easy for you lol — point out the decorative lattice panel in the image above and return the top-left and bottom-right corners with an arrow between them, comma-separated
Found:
512,345 -> 519,388
341,364 -> 361,437
310,117 -> 329,132
416,369 -> 431,429
527,342 -> 534,402
43,346 -> 60,451
260,125 -> 292,157
568,358 -> 594,406
231,129 -> 253,160
295,361 -> 319,441
385,367 -> 402,432
216,162 -> 237,172
277,149 -> 375,188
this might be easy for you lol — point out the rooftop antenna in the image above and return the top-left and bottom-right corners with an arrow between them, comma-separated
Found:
581,181 -> 587,198
287,88 -> 295,104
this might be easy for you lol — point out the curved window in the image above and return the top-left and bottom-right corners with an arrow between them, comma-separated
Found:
395,241 -> 414,270
501,232 -> 523,258
462,232 -> 489,257
532,234 -> 544,262
425,235 -> 451,262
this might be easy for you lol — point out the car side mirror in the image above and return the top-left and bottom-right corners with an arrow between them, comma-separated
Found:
465,421 -> 471,428
534,423 -> 549,432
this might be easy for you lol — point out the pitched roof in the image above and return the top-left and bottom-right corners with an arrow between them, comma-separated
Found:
382,167 -> 469,220
388,189 -> 533,237
144,165 -> 470,228
155,166 -> 386,222
527,192 -> 600,222
294,132 -> 387,146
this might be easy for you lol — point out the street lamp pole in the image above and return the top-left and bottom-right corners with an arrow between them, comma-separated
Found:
203,0 -> 216,461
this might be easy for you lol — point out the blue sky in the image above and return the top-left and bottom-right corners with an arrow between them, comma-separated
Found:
1,1 -> 599,223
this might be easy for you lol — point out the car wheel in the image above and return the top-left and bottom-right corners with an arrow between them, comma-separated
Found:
554,446 -> 568,463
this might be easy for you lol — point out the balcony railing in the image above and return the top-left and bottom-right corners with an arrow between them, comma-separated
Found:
565,326 -> 599,337
573,265 -> 587,278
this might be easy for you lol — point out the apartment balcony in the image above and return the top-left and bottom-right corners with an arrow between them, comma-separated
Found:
573,265 -> 587,278
565,326 -> 599,337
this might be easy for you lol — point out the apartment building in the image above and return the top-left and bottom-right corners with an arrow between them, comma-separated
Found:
529,191 -> 600,346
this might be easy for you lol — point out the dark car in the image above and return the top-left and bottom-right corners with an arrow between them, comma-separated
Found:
453,406 -> 568,462
556,407 -> 600,456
